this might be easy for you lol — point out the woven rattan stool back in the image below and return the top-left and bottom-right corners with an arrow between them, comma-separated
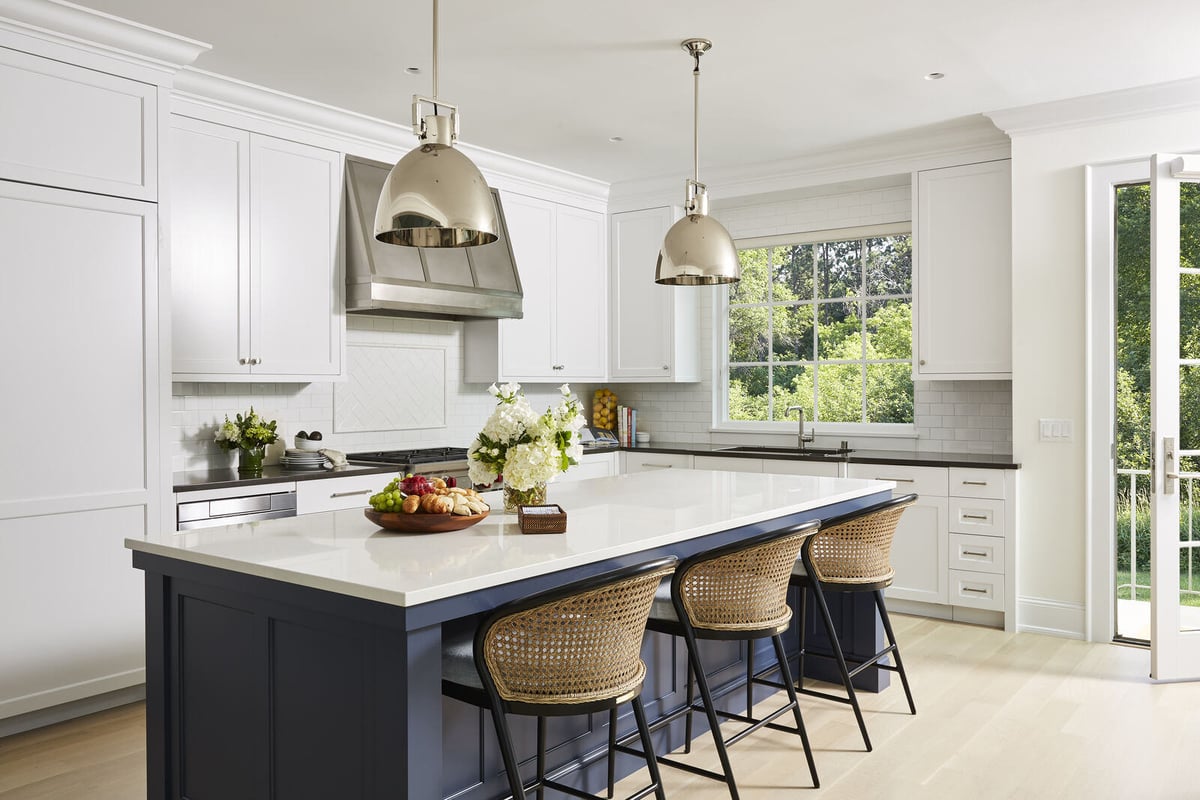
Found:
806,495 -> 917,585
678,522 -> 819,633
481,562 -> 676,706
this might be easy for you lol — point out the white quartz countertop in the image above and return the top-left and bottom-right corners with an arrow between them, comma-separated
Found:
127,469 -> 891,607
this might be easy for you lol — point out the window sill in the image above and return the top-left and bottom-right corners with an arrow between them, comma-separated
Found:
710,422 -> 919,439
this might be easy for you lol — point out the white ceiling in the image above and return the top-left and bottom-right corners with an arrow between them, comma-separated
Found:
77,0 -> 1200,185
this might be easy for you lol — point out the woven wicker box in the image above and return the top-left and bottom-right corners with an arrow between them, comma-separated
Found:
517,504 -> 567,534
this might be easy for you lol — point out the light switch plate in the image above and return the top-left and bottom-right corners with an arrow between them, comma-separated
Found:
1039,418 -> 1073,442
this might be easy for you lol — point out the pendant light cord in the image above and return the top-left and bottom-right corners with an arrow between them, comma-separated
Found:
432,0 -> 439,101
692,48 -> 701,184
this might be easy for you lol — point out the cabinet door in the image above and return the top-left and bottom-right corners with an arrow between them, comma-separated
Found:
553,205 -> 606,379
249,135 -> 342,377
914,160 -> 1012,379
498,193 -> 556,378
170,116 -> 251,375
885,495 -> 949,604
610,207 -> 674,379
0,47 -> 156,200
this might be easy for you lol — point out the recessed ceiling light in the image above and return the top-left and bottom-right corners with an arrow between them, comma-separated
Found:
405,66 -> 421,75
924,72 -> 945,81
609,136 -> 624,143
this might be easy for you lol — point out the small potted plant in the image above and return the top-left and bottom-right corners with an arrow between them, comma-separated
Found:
468,383 -> 585,511
215,406 -> 280,476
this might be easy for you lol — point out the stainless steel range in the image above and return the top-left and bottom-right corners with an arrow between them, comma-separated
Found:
346,447 -> 475,486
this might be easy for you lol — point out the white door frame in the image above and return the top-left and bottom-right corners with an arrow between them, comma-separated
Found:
1085,158 -> 1149,643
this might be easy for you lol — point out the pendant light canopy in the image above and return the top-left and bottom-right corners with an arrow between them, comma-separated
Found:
656,38 -> 739,286
375,0 -> 497,248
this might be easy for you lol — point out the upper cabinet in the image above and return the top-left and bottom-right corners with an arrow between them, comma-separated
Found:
913,159 -> 1012,380
0,46 -> 157,200
609,207 -> 701,382
464,192 -> 606,383
170,116 -> 342,381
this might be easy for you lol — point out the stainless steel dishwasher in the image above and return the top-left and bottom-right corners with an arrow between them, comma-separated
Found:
177,488 -> 297,531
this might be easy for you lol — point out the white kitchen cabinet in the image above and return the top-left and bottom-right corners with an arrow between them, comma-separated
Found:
295,473 -> 380,515
913,159 -> 1012,380
620,452 -> 694,474
170,115 -> 343,381
0,46 -> 156,200
694,456 -> 763,473
762,458 -> 844,478
0,180 -> 159,721
848,464 -> 950,606
609,206 -> 701,381
560,452 -> 619,483
464,192 -> 606,383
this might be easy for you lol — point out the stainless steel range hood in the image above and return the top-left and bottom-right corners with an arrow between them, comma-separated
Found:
344,155 -> 523,320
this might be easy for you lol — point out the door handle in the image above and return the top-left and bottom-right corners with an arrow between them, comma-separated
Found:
1165,436 -> 1177,495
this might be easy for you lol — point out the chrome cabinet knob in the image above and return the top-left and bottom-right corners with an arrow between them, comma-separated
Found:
238,357 -> 248,365
662,365 -> 669,370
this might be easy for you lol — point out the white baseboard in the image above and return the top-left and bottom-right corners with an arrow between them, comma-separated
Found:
0,683 -> 145,738
1017,596 -> 1086,639
0,667 -> 145,723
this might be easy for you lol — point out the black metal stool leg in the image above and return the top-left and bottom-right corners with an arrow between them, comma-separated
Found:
683,651 -> 695,754
875,589 -> 916,715
797,580 -> 808,693
608,707 -> 618,798
489,708 -> 528,800
536,716 -> 547,800
682,627 -> 741,800
772,633 -> 819,788
745,642 -> 755,718
632,696 -> 667,800
809,579 -> 872,752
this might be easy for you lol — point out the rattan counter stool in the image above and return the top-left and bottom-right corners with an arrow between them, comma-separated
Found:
441,556 -> 677,800
785,493 -> 918,753
616,521 -> 822,800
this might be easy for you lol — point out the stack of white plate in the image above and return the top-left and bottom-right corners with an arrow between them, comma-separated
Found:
280,449 -> 328,471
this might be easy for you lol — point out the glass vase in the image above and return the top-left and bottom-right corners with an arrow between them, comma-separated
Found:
238,445 -> 266,477
503,482 -> 547,512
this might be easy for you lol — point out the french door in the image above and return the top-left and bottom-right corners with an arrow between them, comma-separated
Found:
1150,153 -> 1200,680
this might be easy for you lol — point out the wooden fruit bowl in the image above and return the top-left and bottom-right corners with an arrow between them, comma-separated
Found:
364,507 -> 489,534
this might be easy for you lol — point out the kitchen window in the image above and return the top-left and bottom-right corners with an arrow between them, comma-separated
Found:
719,223 -> 914,432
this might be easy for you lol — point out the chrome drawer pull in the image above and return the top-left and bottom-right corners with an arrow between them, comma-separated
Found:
962,513 -> 989,520
331,489 -> 372,498
962,586 -> 989,594
642,463 -> 673,469
962,480 -> 988,486
878,477 -> 915,483
962,549 -> 990,557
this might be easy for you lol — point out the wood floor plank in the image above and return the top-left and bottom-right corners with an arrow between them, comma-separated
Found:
4,615 -> 1200,799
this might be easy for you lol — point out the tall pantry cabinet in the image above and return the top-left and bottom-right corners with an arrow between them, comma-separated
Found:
0,15 -> 205,729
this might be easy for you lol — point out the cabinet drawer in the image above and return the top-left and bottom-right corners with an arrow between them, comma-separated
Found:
847,463 -> 947,497
0,47 -> 156,200
694,456 -> 763,473
948,569 -> 1004,611
764,459 -> 841,478
296,473 -> 382,515
621,452 -> 694,473
949,468 -> 1007,500
949,497 -> 1005,536
949,533 -> 1004,575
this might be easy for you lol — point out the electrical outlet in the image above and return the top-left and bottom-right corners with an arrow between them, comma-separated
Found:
1039,418 -> 1073,442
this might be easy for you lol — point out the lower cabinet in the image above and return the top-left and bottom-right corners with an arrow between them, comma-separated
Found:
620,452 -> 694,474
847,462 -> 1016,630
560,452 -> 618,483
295,473 -> 381,515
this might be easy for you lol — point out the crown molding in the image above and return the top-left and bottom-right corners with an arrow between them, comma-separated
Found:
173,67 -> 609,208
608,115 -> 1010,213
0,0 -> 208,76
987,75 -> 1200,137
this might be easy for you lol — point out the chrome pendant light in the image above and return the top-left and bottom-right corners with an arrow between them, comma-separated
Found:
655,38 -> 740,286
375,0 -> 497,247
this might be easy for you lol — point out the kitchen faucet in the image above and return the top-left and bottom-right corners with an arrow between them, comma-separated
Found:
785,406 -> 815,450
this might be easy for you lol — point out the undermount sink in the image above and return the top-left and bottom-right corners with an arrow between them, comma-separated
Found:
714,445 -> 853,459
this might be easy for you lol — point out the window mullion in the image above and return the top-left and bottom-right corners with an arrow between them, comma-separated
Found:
860,238 -> 868,424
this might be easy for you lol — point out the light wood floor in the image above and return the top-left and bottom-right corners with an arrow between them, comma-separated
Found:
3,615 -> 1199,799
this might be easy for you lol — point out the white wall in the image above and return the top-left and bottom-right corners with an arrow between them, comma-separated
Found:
1008,107 -> 1200,638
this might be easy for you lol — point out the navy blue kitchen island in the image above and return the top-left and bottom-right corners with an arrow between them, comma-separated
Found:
128,470 -> 891,799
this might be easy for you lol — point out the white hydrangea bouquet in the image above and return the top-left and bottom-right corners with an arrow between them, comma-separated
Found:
468,382 -> 585,510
